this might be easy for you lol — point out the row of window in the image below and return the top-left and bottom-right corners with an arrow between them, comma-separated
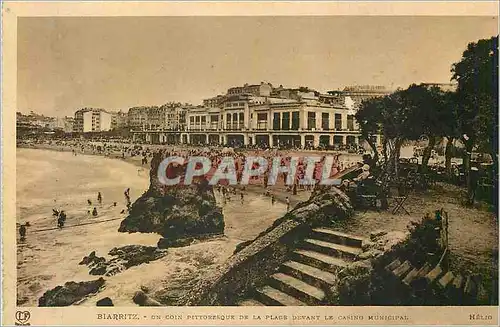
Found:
187,113 -> 355,130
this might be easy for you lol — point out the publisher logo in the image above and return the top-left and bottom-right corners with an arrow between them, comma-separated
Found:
15,311 -> 31,326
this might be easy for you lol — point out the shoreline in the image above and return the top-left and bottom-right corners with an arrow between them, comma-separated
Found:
17,144 -> 149,170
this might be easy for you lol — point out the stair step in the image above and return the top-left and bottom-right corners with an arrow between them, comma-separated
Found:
281,260 -> 336,288
385,259 -> 402,272
410,263 -> 433,289
302,238 -> 362,259
270,273 -> 325,305
438,271 -> 455,289
239,298 -> 265,306
255,285 -> 307,306
292,249 -> 348,273
392,260 -> 413,279
402,268 -> 420,286
425,265 -> 444,285
311,228 -> 365,248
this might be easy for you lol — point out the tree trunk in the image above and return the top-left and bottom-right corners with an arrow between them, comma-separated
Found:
366,136 -> 379,164
463,141 -> 474,205
421,136 -> 437,173
383,139 -> 388,165
445,137 -> 454,178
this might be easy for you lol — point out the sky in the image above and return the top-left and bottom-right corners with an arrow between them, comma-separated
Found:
18,16 -> 498,117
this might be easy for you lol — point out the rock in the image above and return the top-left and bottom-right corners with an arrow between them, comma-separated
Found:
361,240 -> 375,251
157,237 -> 193,249
133,291 -> 162,306
96,297 -> 114,306
83,245 -> 167,276
79,251 -> 106,266
118,152 -> 224,243
358,249 -> 384,260
370,230 -> 387,240
38,278 -> 105,307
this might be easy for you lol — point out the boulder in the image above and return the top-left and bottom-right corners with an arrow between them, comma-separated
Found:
38,278 -> 105,307
96,297 -> 114,306
133,291 -> 162,306
118,152 -> 224,244
81,246 -> 167,276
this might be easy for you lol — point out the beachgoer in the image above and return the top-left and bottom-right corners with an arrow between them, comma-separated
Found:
19,224 -> 27,241
271,194 -> 276,205
286,196 -> 290,211
240,191 -> 244,203
353,164 -> 371,182
87,199 -> 92,206
92,207 -> 98,217
97,192 -> 102,205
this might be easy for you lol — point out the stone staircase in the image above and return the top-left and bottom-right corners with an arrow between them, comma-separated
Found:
238,228 -> 366,306
385,257 -> 486,304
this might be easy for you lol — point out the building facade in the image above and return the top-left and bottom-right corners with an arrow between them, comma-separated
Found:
110,111 -> 129,130
131,83 -> 387,148
73,108 -> 112,132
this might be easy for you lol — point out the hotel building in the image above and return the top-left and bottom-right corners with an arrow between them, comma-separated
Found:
131,84 -> 389,148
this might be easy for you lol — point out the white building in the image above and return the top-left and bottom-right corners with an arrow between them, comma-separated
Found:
74,108 -> 112,132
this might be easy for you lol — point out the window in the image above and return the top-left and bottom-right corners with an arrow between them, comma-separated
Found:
282,112 -> 290,130
226,113 -> 231,122
257,113 -> 267,121
307,112 -> 316,130
201,116 -> 206,124
335,114 -> 342,130
273,112 -> 281,130
322,113 -> 329,130
347,115 -> 354,130
239,112 -> 244,123
195,116 -> 200,123
291,112 -> 300,130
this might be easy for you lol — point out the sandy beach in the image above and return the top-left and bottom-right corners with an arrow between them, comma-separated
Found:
16,148 -> 288,306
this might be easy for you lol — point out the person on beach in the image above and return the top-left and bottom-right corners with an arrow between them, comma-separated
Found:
92,207 -> 98,217
240,191 -> 244,204
87,199 -> 92,206
97,192 -> 102,205
57,211 -> 66,228
271,194 -> 276,205
286,196 -> 290,211
19,223 -> 27,241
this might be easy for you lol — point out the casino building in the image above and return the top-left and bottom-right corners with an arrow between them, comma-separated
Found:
131,83 -> 389,148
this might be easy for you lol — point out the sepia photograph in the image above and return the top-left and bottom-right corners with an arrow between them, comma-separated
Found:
2,1 -> 499,326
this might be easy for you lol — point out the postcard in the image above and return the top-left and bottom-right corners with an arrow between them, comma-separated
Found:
2,1 -> 499,326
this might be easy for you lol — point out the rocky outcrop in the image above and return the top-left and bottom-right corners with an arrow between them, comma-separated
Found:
96,297 -> 114,306
133,290 -> 162,306
38,278 -> 105,307
80,245 -> 167,276
182,186 -> 354,306
118,151 -> 224,243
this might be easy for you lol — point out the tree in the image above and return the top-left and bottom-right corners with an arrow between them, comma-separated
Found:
452,36 -> 498,204
355,97 -> 383,163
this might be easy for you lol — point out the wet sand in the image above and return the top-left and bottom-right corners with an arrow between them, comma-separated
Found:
16,148 -> 287,306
